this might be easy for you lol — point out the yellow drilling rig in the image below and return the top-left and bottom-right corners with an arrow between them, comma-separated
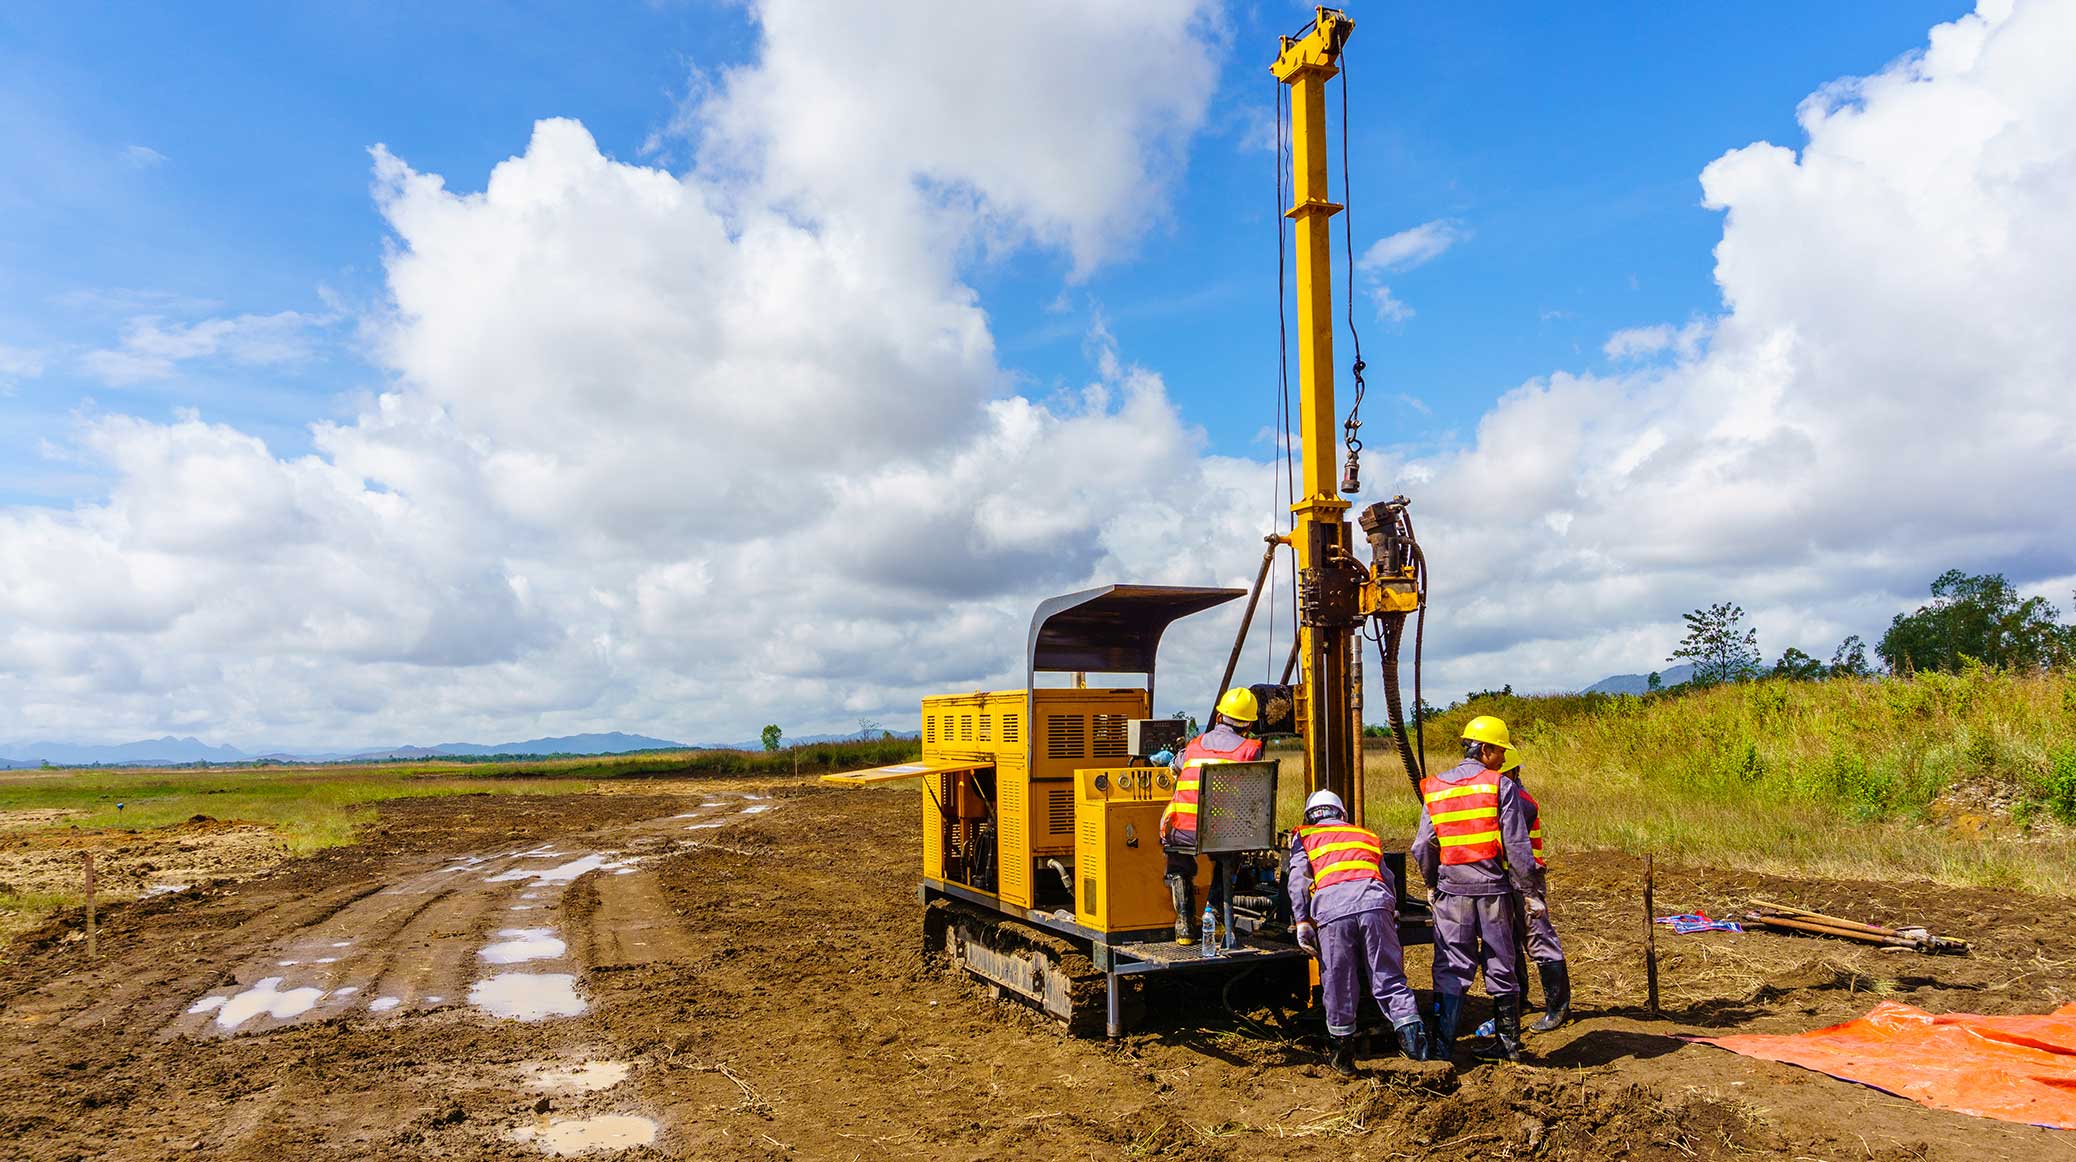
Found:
828,8 -> 1430,1037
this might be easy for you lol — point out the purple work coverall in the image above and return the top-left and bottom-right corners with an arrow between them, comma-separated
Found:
1409,759 -> 1540,996
1515,775 -> 1565,963
1285,833 -> 1420,1036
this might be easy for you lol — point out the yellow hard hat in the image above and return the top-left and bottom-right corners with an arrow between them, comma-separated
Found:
1215,687 -> 1260,724
1461,714 -> 1513,750
1502,749 -> 1525,773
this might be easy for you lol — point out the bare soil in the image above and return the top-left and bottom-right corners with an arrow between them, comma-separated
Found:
0,779 -> 2071,1161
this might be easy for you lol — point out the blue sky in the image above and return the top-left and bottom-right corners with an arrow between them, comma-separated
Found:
7,1 -> 2069,749
3,1 -> 1967,497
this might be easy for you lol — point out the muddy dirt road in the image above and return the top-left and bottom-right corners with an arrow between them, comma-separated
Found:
1,778 -> 2071,1160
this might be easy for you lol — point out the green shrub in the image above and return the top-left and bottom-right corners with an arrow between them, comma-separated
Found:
2040,747 -> 2076,826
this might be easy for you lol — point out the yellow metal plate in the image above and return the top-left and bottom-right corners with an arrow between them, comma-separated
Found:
819,757 -> 989,787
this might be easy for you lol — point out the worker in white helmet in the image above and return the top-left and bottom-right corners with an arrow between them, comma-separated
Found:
1287,788 -> 1428,1075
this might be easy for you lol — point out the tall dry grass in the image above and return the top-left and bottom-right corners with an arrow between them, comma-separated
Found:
1275,667 -> 2076,894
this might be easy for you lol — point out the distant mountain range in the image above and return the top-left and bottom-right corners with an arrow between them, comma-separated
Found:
0,735 -> 251,768
0,728 -> 919,769
1581,663 -> 1696,695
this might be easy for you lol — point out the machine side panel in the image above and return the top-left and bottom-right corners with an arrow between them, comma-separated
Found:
1072,765 -> 1186,936
997,759 -> 1031,910
920,768 -> 945,881
1031,779 -> 1076,854
1031,689 -> 1151,780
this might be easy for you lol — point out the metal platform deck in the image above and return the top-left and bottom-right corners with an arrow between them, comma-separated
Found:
1099,934 -> 1310,1037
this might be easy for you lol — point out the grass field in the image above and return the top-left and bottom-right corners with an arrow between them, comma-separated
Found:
0,738 -> 919,854
1278,666 -> 2076,894
0,739 -> 922,938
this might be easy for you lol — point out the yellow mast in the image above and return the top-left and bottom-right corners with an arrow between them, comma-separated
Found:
1272,9 -> 1362,822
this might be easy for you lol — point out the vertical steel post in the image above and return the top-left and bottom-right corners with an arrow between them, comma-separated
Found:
1273,9 -> 1358,811
1349,631 -> 1365,826
1643,854 -> 1661,1017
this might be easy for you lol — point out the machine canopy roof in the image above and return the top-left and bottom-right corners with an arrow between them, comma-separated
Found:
1025,585 -> 1244,678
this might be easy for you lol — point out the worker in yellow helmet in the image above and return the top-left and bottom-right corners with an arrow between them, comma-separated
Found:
1502,749 -> 1569,1032
1159,687 -> 1264,945
1409,714 -> 1540,1061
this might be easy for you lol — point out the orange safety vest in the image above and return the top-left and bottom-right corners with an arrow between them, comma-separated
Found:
1520,785 -> 1547,867
1163,730 -> 1264,844
1293,822 -> 1385,894
1420,772 -> 1502,865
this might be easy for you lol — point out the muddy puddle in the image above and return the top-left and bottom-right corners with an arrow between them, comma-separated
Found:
470,972 -> 587,1020
480,927 -> 566,964
524,1060 -> 631,1093
509,1114 -> 658,1156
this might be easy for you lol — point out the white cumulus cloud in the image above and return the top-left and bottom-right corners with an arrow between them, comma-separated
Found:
4,0 -> 2072,750
1367,0 -> 2076,694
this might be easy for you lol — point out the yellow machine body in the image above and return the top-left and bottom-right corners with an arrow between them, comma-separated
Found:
1071,765 -> 1209,933
910,686 -> 1210,938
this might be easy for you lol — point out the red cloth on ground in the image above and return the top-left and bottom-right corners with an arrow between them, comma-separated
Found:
1696,1000 -> 2076,1130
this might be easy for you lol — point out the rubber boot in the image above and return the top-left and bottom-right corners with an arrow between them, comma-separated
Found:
1394,1019 -> 1430,1062
1531,960 -> 1571,1033
1326,1035 -> 1360,1077
1478,992 -> 1524,1063
1429,992 -> 1464,1061
1166,875 -> 1194,946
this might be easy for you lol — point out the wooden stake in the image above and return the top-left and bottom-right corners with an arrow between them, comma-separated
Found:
1642,853 -> 1659,1018
83,851 -> 97,959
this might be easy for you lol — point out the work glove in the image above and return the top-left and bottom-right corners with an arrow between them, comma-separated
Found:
1523,895 -> 1548,918
1295,920 -> 1320,957
1149,749 -> 1174,765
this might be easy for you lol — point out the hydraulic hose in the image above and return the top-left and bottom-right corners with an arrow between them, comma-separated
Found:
1376,614 -> 1422,796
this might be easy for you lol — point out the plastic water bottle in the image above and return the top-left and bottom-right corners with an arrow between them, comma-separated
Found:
1200,904 -> 1218,958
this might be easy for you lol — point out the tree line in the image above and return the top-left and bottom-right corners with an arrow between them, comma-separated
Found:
1671,569 -> 2076,686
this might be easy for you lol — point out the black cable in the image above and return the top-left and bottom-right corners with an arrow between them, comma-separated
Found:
1269,77 -> 1285,683
1338,44 -> 1367,485
1411,539 -> 1428,782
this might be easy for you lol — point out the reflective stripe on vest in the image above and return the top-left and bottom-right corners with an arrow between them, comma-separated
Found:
1294,823 -> 1385,894
1521,786 -> 1547,867
1168,733 -> 1264,828
1420,775 -> 1501,864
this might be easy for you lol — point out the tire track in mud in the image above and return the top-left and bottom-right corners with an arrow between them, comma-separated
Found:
168,796 -> 773,1042
147,789 -> 780,1157
3,878 -> 394,1035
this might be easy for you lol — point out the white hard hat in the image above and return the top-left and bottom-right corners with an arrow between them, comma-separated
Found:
1303,789 -> 1346,822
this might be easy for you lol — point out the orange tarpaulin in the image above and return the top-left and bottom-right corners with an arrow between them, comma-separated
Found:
1696,1001 -> 2076,1129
